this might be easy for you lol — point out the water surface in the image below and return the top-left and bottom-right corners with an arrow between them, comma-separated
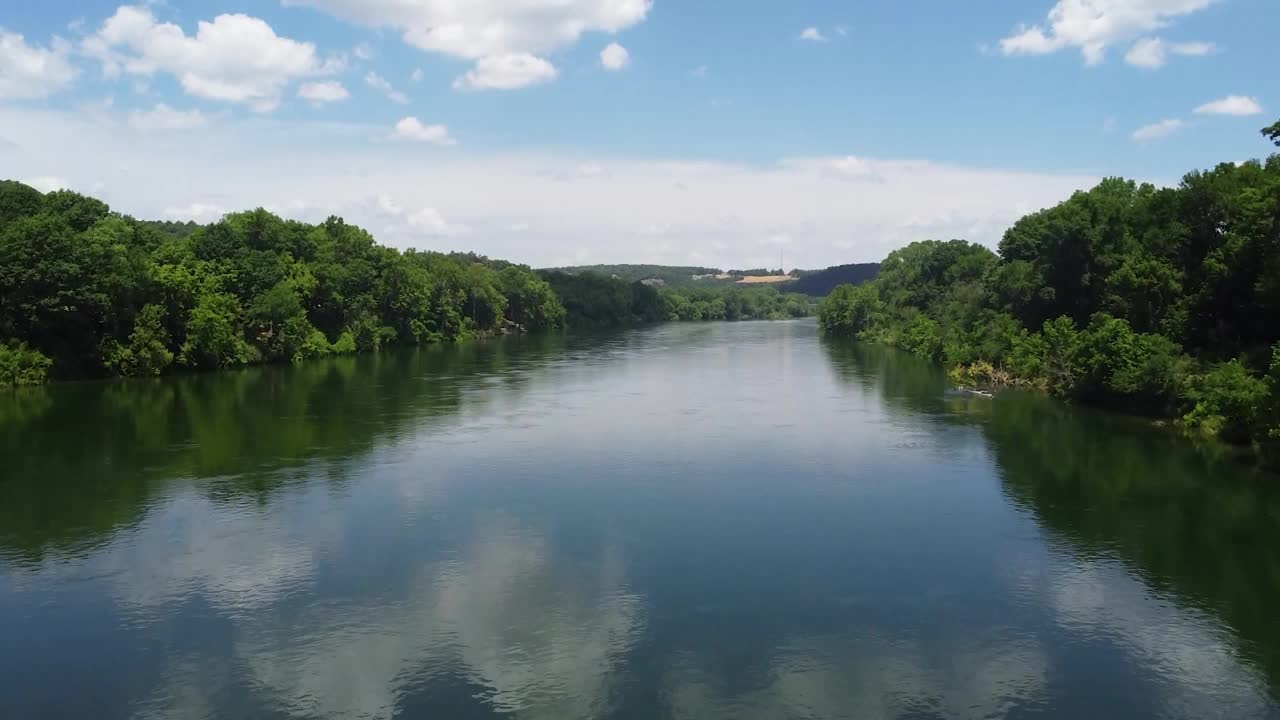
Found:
3,320 -> 1279,719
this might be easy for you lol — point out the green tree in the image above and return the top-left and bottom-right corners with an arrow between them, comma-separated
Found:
180,293 -> 251,369
818,283 -> 883,336
104,304 -> 175,377
1263,119 -> 1280,147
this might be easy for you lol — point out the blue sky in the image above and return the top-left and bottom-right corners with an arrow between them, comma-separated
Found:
1,0 -> 1276,268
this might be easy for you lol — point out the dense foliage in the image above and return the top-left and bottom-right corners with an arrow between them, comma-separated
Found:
0,181 -> 566,383
541,264 -> 725,288
541,270 -> 814,326
786,262 -> 880,297
821,127 -> 1280,462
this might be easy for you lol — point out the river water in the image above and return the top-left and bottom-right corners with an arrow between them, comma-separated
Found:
2,319 -> 1279,719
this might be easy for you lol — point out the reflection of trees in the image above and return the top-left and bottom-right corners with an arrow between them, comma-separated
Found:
0,334 -> 566,566
821,339 -> 948,415
980,393 -> 1280,697
823,340 -> 1280,700
130,515 -> 642,720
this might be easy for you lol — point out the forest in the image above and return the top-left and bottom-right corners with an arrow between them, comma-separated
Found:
820,121 -> 1280,463
540,271 -> 814,327
0,182 -> 815,385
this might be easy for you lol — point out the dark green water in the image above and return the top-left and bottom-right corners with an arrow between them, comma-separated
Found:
3,320 -> 1280,719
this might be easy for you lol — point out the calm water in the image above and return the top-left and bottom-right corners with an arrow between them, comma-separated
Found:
3,320 -> 1280,719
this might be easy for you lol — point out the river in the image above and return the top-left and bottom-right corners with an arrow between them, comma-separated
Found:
2,319 -> 1279,719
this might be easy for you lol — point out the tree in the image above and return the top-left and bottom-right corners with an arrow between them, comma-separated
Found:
818,283 -> 883,336
180,293 -> 251,369
1263,119 -> 1280,147
104,304 -> 175,377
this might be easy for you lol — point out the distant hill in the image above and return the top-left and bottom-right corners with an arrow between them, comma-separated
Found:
541,264 -> 727,288
543,262 -> 879,296
785,263 -> 880,296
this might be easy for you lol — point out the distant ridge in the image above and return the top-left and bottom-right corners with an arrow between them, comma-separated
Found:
787,263 -> 879,296
544,262 -> 880,295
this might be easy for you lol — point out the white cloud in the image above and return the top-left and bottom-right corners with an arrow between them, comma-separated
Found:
784,155 -> 878,181
799,27 -> 826,42
452,53 -> 557,90
0,105 -> 1102,268
352,43 -> 374,61
83,5 -> 331,111
23,176 -> 69,193
1132,118 -> 1183,142
391,116 -> 456,145
297,80 -> 349,104
365,71 -> 409,104
410,67 -> 423,82
283,0 -> 652,91
1193,95 -> 1263,116
1172,40 -> 1214,56
129,103 -> 207,130
1124,37 -> 1166,68
163,202 -> 227,221
1124,36 -> 1215,68
600,42 -> 630,71
407,207 -> 469,236
999,0 -> 1219,65
691,65 -> 708,78
0,31 -> 77,99
285,0 -> 650,59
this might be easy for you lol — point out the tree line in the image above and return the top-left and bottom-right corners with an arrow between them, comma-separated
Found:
820,120 -> 1280,464
540,271 -> 814,327
0,182 -> 568,384
0,182 -> 817,385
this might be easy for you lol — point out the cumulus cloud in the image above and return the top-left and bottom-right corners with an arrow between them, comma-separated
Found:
0,31 -> 77,99
390,116 -> 456,145
999,0 -> 1220,65
1124,37 -> 1216,68
452,53 -> 557,90
23,176 -> 69,193
799,27 -> 826,42
365,71 -> 408,104
129,103 -> 207,130
1193,95 -> 1263,116
1132,118 -> 1183,142
283,0 -> 651,90
600,42 -> 630,71
163,202 -> 227,222
1124,37 -> 1166,68
297,80 -> 349,104
0,105 -> 1100,268
83,5 -> 333,111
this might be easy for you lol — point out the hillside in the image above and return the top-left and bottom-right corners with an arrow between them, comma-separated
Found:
786,263 -> 880,296
539,264 -> 725,288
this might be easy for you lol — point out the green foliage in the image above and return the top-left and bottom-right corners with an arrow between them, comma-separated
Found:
541,264 -> 724,288
538,270 -> 810,327
818,283 -> 883,337
104,304 -> 174,377
180,293 -> 252,369
1181,361 -> 1267,443
817,143 -> 1280,461
0,181 -> 44,227
1264,120 -> 1280,147
0,341 -> 52,386
0,184 -> 570,383
786,263 -> 879,297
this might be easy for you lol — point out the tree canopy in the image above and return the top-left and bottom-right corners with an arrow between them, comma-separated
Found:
820,138 -> 1280,465
0,184 -> 566,383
